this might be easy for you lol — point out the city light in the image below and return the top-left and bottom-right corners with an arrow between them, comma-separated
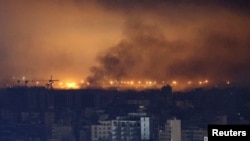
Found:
7,75 -> 237,91
172,81 -> 177,85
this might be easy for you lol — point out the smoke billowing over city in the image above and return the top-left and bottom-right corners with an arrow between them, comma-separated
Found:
2,1 -> 250,141
0,0 -> 250,90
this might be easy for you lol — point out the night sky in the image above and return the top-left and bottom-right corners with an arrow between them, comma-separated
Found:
0,0 -> 250,89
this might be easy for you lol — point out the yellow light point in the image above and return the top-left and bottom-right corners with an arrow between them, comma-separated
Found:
199,81 -> 202,85
187,81 -> 192,85
36,81 -> 39,85
138,81 -> 141,84
149,81 -> 152,85
110,81 -> 114,85
59,82 -> 63,86
130,81 -> 134,85
205,80 -> 209,83
80,80 -> 84,84
172,81 -> 177,85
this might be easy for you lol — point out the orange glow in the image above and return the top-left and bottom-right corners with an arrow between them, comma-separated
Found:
65,82 -> 79,89
49,79 -> 81,89
8,76 -> 236,91
1,0 -> 249,92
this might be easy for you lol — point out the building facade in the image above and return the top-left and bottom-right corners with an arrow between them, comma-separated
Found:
158,118 -> 181,141
182,127 -> 207,141
111,118 -> 140,141
91,113 -> 154,141
91,121 -> 112,141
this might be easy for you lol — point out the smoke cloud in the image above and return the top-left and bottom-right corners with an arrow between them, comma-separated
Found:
0,0 -> 124,86
0,0 -> 249,89
88,1 -> 250,88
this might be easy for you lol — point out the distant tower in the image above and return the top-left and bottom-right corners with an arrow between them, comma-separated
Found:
161,85 -> 172,95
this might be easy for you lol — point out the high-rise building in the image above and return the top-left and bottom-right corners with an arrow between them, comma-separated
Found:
111,117 -> 140,141
158,118 -> 181,141
91,113 -> 154,141
140,117 -> 153,140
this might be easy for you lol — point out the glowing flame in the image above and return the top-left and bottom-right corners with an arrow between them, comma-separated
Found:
9,75 -> 233,91
65,82 -> 80,89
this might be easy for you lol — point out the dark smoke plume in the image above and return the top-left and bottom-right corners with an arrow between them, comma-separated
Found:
1,0 -> 250,89
88,16 -> 250,88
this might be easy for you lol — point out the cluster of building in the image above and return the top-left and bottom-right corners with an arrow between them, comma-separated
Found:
0,109 -> 208,141
90,112 -> 208,141
1,85 -> 249,141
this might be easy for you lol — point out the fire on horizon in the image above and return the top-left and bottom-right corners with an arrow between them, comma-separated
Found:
0,0 -> 250,90
5,76 -> 234,91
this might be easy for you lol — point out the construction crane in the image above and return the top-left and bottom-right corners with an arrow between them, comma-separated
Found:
46,75 -> 59,89
16,75 -> 59,89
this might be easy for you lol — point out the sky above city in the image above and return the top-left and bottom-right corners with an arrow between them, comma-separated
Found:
0,0 -> 250,89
